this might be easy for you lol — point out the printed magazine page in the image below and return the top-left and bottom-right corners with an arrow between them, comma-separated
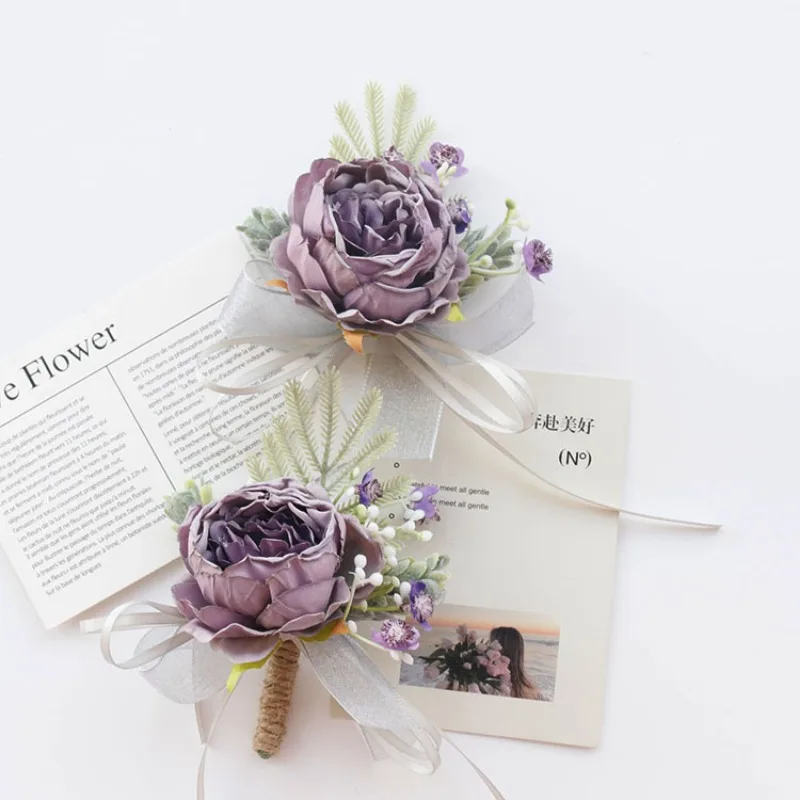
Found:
0,233 -> 282,628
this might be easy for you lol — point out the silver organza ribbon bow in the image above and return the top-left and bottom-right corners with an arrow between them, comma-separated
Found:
204,258 -> 538,460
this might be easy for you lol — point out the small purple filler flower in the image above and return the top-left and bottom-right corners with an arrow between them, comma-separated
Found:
522,239 -> 553,282
447,196 -> 472,234
421,142 -> 468,180
372,619 -> 420,652
412,484 -> 439,521
356,469 -> 383,507
408,581 -> 435,630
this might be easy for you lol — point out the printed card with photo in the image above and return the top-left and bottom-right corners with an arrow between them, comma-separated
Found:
340,367 -> 630,748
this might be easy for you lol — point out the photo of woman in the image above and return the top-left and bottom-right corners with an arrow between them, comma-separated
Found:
489,627 -> 543,701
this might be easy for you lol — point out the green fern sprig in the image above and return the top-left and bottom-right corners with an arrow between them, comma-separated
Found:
256,369 -> 396,494
333,387 -> 382,466
391,85 -> 416,151
261,430 -> 290,478
317,369 -> 341,475
365,81 -> 386,156
405,116 -> 436,162
245,453 -> 270,483
375,475 -> 413,505
334,102 -> 370,158
285,381 -> 322,474
330,83 -> 435,164
332,429 -> 397,488
329,134 -> 356,162
273,416 -> 311,483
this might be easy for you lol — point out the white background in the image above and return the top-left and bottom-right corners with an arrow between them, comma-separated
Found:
0,2 -> 798,798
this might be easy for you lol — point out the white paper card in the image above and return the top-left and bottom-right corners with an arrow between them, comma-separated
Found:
357,368 -> 630,747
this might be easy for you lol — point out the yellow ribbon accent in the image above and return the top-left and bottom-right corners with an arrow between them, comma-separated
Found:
446,304 -> 465,322
264,279 -> 288,291
341,328 -> 368,354
299,618 -> 349,644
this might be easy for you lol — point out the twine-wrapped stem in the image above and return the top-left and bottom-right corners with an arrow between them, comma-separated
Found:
253,640 -> 301,759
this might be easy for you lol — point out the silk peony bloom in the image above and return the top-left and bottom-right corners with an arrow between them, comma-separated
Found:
271,157 -> 469,333
171,479 -> 382,663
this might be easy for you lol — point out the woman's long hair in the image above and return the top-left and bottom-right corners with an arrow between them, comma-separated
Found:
489,627 -> 539,700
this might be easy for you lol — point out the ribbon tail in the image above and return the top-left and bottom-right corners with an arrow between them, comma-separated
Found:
464,417 -> 722,530
301,637 -> 507,798
196,688 -> 235,800
441,731 -> 508,799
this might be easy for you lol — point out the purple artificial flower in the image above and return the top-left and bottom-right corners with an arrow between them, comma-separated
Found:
468,683 -> 481,694
356,469 -> 383,507
447,196 -> 472,234
407,581 -> 435,630
412,484 -> 439,521
171,479 -> 383,663
420,142 -> 469,181
372,619 -> 420,652
522,239 -> 553,282
271,158 -> 469,333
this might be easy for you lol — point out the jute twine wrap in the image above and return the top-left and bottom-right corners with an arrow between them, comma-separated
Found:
253,641 -> 301,759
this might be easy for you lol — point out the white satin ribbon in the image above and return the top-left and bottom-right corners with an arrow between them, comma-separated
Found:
80,601 -> 191,669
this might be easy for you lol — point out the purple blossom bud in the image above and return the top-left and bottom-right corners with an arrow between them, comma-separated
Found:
412,484 -> 439,521
420,142 -> 469,181
522,239 -> 553,282
446,196 -> 472,234
372,619 -> 420,652
356,469 -> 383,506
407,581 -> 435,630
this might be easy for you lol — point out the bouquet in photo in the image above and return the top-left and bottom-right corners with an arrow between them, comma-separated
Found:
421,624 -> 512,696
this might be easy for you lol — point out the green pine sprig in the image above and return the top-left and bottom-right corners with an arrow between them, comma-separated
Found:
391,85 -> 416,152
405,116 -> 436,162
365,81 -> 386,156
334,101 -> 370,158
256,368 -> 396,492
329,134 -> 357,162
330,83 -> 435,163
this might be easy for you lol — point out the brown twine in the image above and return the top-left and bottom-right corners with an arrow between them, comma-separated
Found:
252,640 -> 301,759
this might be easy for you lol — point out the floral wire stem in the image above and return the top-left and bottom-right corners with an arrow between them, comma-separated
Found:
467,199 -> 519,267
469,264 -> 522,277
